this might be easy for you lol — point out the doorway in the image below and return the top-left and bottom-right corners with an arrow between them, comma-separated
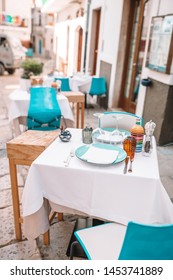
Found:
89,8 -> 101,75
76,26 -> 83,72
119,0 -> 151,113
39,39 -> 42,54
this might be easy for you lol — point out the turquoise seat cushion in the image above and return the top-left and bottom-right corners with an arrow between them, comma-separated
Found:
89,77 -> 106,96
27,87 -> 62,130
118,222 -> 173,260
54,77 -> 71,91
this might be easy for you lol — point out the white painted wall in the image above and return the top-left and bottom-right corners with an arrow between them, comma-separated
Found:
86,0 -> 124,108
44,27 -> 54,58
54,0 -> 85,75
54,16 -> 84,75
136,0 -> 173,116
0,0 -> 32,41
5,0 -> 32,18
58,3 -> 84,21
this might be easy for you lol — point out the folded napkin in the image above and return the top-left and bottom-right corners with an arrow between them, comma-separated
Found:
97,130 -> 126,143
81,146 -> 119,164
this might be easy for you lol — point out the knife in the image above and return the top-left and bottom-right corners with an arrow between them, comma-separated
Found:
123,156 -> 129,174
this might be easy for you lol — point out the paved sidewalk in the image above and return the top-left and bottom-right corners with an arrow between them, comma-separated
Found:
0,63 -> 173,260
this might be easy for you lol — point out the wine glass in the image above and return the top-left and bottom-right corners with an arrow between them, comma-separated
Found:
55,80 -> 62,93
92,113 -> 105,143
110,115 -> 124,144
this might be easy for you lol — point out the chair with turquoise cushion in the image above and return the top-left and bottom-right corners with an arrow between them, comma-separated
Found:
54,77 -> 71,91
89,77 -> 106,96
98,111 -> 144,131
73,221 -> 173,260
85,77 -> 107,108
27,86 -> 62,130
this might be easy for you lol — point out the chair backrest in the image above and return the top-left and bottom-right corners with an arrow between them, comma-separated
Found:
89,77 -> 106,96
99,111 -> 144,131
118,221 -> 173,260
27,86 -> 62,130
54,77 -> 71,91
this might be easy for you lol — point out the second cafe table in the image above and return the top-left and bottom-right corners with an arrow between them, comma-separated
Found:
22,128 -> 173,240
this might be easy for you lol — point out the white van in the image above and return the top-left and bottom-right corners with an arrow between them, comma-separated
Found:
0,34 -> 26,75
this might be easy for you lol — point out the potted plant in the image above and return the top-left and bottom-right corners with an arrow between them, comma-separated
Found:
20,58 -> 44,91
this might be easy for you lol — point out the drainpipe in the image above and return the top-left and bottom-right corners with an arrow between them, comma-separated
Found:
83,0 -> 91,72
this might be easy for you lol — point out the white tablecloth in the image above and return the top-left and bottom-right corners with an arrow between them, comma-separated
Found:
43,75 -> 92,92
22,129 -> 173,239
8,89 -> 74,135
69,76 -> 91,92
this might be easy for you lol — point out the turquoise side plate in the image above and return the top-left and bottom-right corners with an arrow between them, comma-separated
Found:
75,143 -> 127,166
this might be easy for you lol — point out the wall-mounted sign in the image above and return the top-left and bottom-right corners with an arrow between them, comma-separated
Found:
146,15 -> 173,74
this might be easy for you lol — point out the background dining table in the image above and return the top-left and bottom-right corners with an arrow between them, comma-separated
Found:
69,75 -> 92,92
43,73 -> 92,92
8,89 -> 74,136
22,128 -> 173,240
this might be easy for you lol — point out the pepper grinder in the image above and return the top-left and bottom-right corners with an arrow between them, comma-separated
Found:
143,120 -> 156,156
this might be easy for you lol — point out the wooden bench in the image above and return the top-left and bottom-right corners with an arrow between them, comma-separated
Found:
6,130 -> 61,245
63,91 -> 85,128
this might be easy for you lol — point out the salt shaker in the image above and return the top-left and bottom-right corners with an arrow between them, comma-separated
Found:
143,120 -> 156,156
82,126 -> 93,144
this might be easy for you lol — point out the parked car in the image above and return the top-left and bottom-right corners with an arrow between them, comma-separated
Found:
0,34 -> 26,75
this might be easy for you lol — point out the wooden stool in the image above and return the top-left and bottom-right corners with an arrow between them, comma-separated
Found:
63,91 -> 85,128
6,130 -> 62,245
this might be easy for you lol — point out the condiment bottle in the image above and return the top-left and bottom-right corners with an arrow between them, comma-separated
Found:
51,82 -> 58,89
130,118 -> 144,153
123,136 -> 136,160
82,126 -> 93,144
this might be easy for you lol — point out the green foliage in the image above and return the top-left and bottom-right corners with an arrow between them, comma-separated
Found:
21,58 -> 44,79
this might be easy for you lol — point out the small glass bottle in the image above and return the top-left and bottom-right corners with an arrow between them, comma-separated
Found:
130,118 -> 144,153
82,126 -> 93,144
123,136 -> 136,160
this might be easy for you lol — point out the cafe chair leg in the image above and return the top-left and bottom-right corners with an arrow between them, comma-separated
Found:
70,241 -> 78,260
69,241 -> 87,260
58,212 -> 63,221
43,230 -> 50,246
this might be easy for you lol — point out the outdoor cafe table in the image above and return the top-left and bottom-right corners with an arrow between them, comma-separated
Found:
22,128 -> 173,240
44,74 -> 92,92
69,75 -> 92,92
8,89 -> 74,136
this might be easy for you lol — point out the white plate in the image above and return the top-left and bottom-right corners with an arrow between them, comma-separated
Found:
75,143 -> 127,166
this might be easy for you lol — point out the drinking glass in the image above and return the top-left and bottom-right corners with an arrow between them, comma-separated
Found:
55,80 -> 62,93
92,113 -> 105,143
110,115 -> 124,144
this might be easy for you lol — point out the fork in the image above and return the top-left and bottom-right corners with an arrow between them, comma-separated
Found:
64,148 -> 75,167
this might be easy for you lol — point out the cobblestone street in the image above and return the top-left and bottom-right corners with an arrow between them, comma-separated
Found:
0,61 -> 173,260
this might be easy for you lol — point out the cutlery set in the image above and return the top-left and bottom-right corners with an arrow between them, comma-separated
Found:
123,156 -> 133,174
123,136 -> 136,174
64,148 -> 75,167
